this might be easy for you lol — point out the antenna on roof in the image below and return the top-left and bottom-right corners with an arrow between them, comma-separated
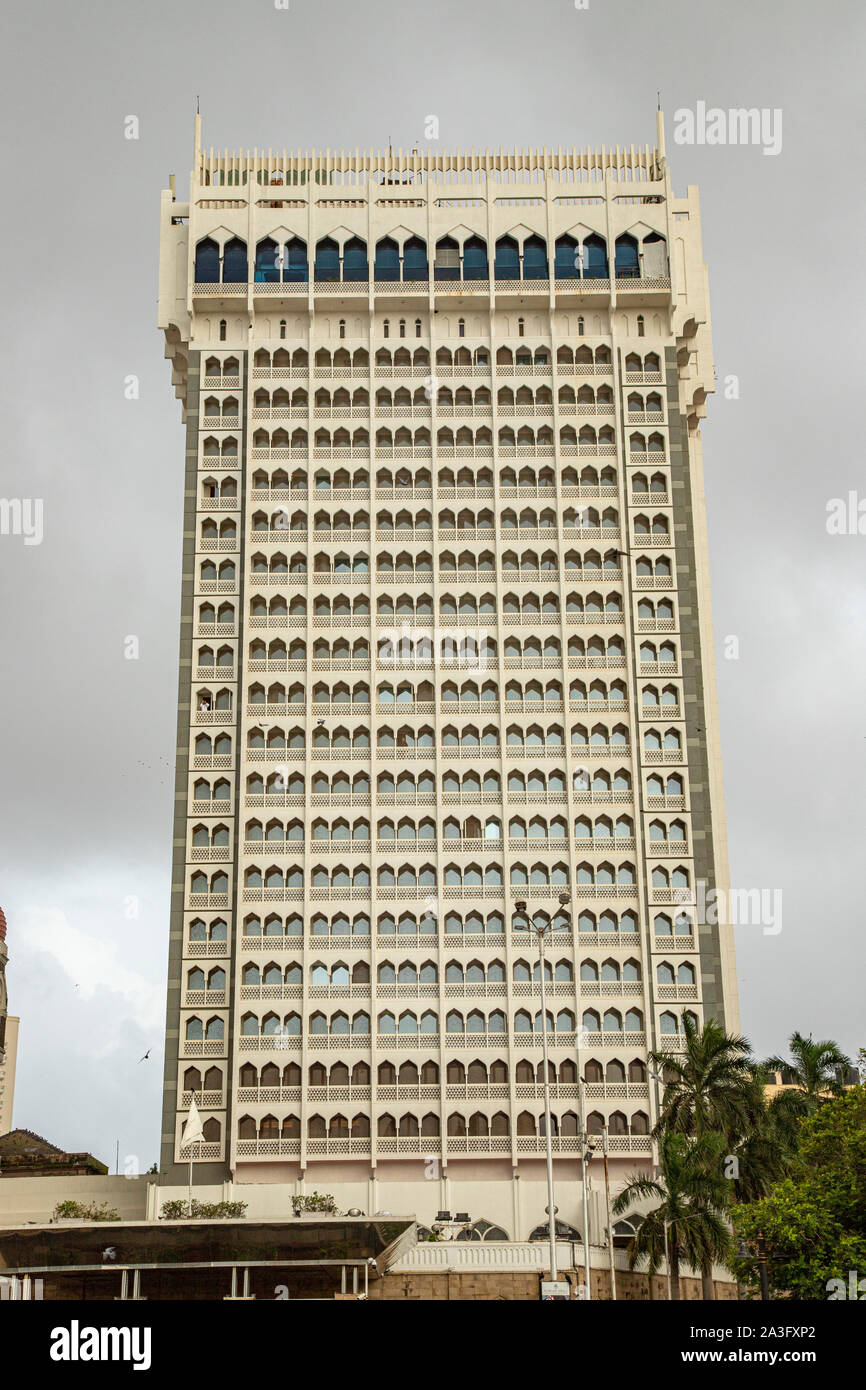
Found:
657,90 -> 661,110
196,94 -> 200,115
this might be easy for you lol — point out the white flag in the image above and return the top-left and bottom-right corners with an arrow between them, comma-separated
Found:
181,1098 -> 204,1148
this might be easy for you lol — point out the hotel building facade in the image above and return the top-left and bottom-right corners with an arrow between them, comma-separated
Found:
157,113 -> 738,1241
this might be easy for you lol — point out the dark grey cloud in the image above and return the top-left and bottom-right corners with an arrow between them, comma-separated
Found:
1,0 -> 862,1162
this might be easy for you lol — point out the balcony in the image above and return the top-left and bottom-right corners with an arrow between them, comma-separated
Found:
192,272 -> 674,305
183,989 -> 227,1006
236,1137 -> 303,1156
653,933 -> 695,952
187,892 -> 229,909
186,939 -> 230,957
515,1133 -> 651,1154
623,371 -> 664,385
647,839 -> 691,857
615,277 -> 671,296
178,1141 -> 222,1159
232,1031 -> 652,1055
631,492 -> 670,507
182,1039 -> 227,1057
580,1081 -> 650,1100
180,1089 -> 224,1107
574,981 -> 643,998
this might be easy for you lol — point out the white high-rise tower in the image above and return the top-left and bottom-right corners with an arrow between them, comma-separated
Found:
157,113 -> 738,1239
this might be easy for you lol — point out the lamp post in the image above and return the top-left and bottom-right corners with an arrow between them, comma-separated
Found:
756,1230 -> 770,1302
515,898 -> 558,1285
649,1066 -> 673,1299
602,1123 -> 617,1300
577,1078 -> 594,1299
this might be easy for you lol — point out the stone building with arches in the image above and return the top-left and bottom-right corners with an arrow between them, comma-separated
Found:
155,111 -> 738,1242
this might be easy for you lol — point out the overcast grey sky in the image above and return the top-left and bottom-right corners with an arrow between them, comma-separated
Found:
1,0 -> 863,1170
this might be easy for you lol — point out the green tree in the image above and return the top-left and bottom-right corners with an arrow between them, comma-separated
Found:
651,1014 -> 758,1142
764,1031 -> 851,1116
651,1014 -> 759,1297
728,1077 -> 796,1204
612,1133 -> 733,1301
733,1087 -> 866,1299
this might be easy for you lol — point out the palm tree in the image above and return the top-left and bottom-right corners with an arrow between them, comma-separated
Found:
650,1014 -> 759,1298
728,1074 -> 796,1204
650,1014 -> 758,1142
612,1132 -> 732,1301
764,1031 -> 851,1115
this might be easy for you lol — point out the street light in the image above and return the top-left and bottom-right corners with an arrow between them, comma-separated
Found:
514,897 -> 559,1286
648,1066 -> 674,1298
577,1079 -> 595,1300
601,1124 -> 617,1300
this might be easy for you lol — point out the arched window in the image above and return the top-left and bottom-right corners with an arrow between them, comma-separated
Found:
219,319 -> 227,342
254,238 -> 279,283
195,238 -> 219,283
494,236 -> 520,281
462,236 -> 488,281
374,237 -> 400,282
529,1219 -> 581,1242
614,234 -> 640,280
343,237 -> 368,282
222,238 -> 247,283
314,238 -> 340,283
522,234 -> 548,280
403,237 -> 428,282
554,234 -> 578,280
284,238 -> 308,282
456,1219 -> 508,1242
583,235 -> 608,279
434,237 -> 460,281
613,1218 -> 637,1249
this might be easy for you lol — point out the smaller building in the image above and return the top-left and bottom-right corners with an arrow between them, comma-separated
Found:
0,1214 -> 415,1301
763,1066 -> 860,1100
0,1129 -> 107,1179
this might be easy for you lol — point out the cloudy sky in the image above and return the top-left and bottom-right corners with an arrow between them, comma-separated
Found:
1,0 -> 863,1169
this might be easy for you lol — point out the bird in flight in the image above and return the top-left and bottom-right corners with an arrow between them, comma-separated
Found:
139,1050 -> 151,1062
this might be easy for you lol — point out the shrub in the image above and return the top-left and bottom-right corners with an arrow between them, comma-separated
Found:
291,1191 -> 338,1216
52,1200 -> 120,1223
159,1199 -> 248,1220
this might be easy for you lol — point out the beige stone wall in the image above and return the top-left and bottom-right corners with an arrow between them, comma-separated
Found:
370,1268 -> 737,1300
0,1174 -> 149,1226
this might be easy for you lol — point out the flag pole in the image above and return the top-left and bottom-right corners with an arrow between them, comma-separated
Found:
183,1090 -> 205,1217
